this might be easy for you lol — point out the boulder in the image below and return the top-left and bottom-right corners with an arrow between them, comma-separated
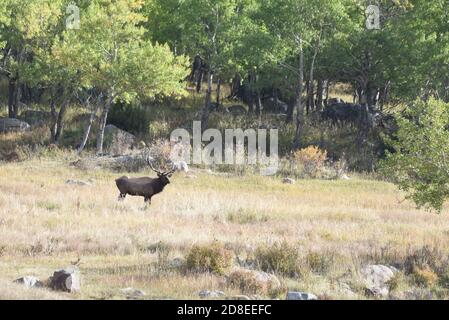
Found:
262,97 -> 288,114
0,118 -> 31,133
283,178 -> 296,184
226,105 -> 247,115
286,291 -> 318,300
65,179 -> 91,186
104,124 -> 136,156
199,290 -> 225,298
120,287 -> 146,299
169,257 -> 184,268
361,265 -> 397,298
227,268 -> 281,295
18,110 -> 51,127
174,160 -> 189,173
49,267 -> 80,293
226,295 -> 251,300
14,276 -> 43,288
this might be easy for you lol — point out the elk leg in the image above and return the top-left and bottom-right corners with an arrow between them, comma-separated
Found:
118,193 -> 126,201
144,197 -> 151,205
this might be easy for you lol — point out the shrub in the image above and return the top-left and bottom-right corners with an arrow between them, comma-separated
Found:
254,241 -> 300,277
226,268 -> 284,297
185,242 -> 234,275
412,266 -> 438,287
292,146 -> 328,178
306,251 -> 335,274
226,209 -> 269,224
380,98 -> 449,212
108,101 -> 151,135
404,245 -> 448,275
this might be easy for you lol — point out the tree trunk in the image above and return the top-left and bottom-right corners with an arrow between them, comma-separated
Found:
306,80 -> 311,113
196,71 -> 203,93
54,100 -> 69,144
316,79 -> 324,111
216,78 -> 221,106
200,69 -> 213,132
8,78 -> 15,118
96,93 -> 114,155
324,80 -> 330,106
293,38 -> 304,150
255,91 -> 262,116
50,94 -> 58,143
14,80 -> 22,117
247,73 -> 254,113
78,104 -> 100,154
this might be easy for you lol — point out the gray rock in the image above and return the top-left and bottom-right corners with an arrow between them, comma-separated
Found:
120,287 -> 146,299
174,161 -> 189,172
361,265 -> 397,298
199,290 -> 225,298
14,276 -> 43,288
49,267 -> 80,293
104,124 -> 136,156
65,179 -> 91,186
262,97 -> 288,114
0,118 -> 31,133
169,257 -> 184,268
226,105 -> 247,115
226,295 -> 251,300
227,268 -> 281,295
18,110 -> 51,127
286,291 -> 318,300
283,178 -> 296,184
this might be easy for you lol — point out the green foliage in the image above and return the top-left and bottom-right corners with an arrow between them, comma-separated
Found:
381,98 -> 449,212
254,241 -> 300,277
108,102 -> 151,135
185,242 -> 234,275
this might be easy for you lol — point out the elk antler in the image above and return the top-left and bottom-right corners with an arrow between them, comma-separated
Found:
147,157 -> 163,175
163,163 -> 177,176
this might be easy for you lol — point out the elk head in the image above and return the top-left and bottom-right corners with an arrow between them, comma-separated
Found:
147,158 -> 176,185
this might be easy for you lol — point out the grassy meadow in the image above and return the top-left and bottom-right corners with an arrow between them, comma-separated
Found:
1,158 -> 449,300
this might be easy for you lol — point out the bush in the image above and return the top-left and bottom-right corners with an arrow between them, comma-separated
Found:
254,241 -> 300,277
380,98 -> 449,212
292,146 -> 328,178
306,251 -> 335,274
227,268 -> 284,297
185,242 -> 234,275
412,266 -> 438,287
108,101 -> 151,135
226,209 -> 269,224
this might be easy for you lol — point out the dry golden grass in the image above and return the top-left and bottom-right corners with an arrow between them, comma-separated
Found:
0,159 -> 449,299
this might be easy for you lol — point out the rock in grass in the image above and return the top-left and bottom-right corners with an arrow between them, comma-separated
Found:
199,290 -> 225,298
14,276 -> 43,288
65,179 -> 91,186
226,295 -> 251,300
0,118 -> 30,133
49,267 -> 80,293
120,287 -> 146,299
286,291 -> 318,300
361,265 -> 397,298
226,268 -> 281,295
282,178 -> 296,184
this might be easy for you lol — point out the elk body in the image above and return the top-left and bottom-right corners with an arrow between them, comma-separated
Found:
115,162 -> 175,204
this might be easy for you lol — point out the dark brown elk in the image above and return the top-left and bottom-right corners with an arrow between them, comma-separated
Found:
115,161 -> 175,204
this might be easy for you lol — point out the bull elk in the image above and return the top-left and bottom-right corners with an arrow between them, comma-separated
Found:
115,160 -> 176,204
